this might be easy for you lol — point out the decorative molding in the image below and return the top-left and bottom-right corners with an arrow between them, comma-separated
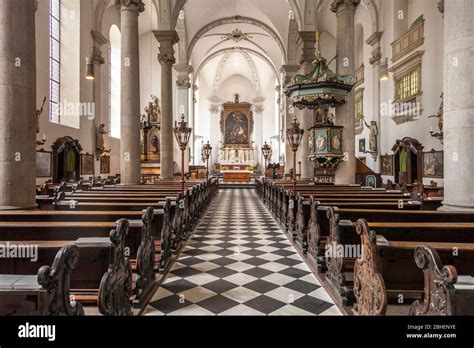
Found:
158,53 -> 176,65
365,31 -> 383,47
193,47 -> 280,86
187,15 -> 286,63
355,64 -> 365,87
91,30 -> 109,47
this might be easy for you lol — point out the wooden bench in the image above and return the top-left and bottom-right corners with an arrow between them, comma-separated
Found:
0,245 -> 85,316
0,208 -> 159,316
352,219 -> 474,316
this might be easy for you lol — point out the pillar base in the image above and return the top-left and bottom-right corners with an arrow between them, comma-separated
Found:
438,202 -> 474,212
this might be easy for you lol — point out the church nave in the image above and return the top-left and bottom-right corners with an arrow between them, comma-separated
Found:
145,189 -> 340,316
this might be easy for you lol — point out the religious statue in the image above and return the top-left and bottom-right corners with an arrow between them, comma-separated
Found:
428,93 -> 444,144
151,134 -> 160,153
96,124 -> 109,159
143,95 -> 161,124
363,119 -> 378,153
96,124 -> 107,151
36,97 -> 47,134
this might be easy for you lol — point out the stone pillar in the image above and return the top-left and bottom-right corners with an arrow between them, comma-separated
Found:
332,0 -> 360,184
253,97 -> 265,166
441,0 -> 474,211
154,30 -> 179,180
366,31 -> 383,172
174,64 -> 193,174
117,0 -> 144,184
0,0 -> 36,210
91,31 -> 108,173
296,32 -> 316,180
209,96 -> 221,169
281,65 -> 300,174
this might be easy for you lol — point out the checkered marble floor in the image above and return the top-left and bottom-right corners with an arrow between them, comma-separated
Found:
144,189 -> 341,316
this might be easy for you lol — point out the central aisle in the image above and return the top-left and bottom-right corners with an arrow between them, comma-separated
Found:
144,188 -> 341,316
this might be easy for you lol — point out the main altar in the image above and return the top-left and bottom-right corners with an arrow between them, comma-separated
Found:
216,97 -> 257,183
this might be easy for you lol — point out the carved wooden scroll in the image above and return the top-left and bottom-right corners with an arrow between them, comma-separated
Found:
307,197 -> 320,260
281,190 -> 288,225
325,207 -> 345,293
172,194 -> 183,251
286,193 -> 297,235
37,245 -> 85,316
409,246 -> 457,316
135,207 -> 156,299
159,199 -> 173,273
295,196 -> 306,246
98,219 -> 133,316
353,219 -> 387,316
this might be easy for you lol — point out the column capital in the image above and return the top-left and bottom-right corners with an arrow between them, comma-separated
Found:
174,63 -> 194,75
154,30 -> 180,45
116,0 -> 145,13
297,32 -> 316,65
369,46 -> 382,66
154,30 -> 179,65
330,0 -> 361,13
92,46 -> 106,65
437,0 -> 444,15
209,96 -> 221,113
253,96 -> 266,113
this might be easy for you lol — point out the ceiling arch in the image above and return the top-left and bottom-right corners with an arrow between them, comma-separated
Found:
194,47 -> 280,86
187,16 -> 286,64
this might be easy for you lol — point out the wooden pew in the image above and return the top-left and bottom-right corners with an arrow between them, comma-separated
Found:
0,208 -> 159,316
0,245 -> 84,316
352,219 -> 474,316
409,246 -> 474,316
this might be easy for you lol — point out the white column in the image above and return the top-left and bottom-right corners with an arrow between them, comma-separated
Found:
332,0 -> 360,184
91,31 -> 108,174
209,96 -> 221,169
154,30 -> 179,180
0,0 -> 36,209
281,65 -> 300,174
366,32 -> 383,172
117,0 -> 144,184
441,0 -> 474,211
296,32 -> 316,180
174,64 -> 193,174
253,97 -> 265,167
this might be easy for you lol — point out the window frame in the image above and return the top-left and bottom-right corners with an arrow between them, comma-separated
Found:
49,0 -> 61,124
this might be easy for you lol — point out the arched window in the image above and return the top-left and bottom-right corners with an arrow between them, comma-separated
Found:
49,0 -> 61,123
49,0 -> 80,128
109,25 -> 121,139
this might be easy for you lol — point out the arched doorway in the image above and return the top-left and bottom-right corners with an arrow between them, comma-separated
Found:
52,136 -> 83,183
391,137 -> 423,186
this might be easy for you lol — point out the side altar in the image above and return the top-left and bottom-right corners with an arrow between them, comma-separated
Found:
140,96 -> 161,179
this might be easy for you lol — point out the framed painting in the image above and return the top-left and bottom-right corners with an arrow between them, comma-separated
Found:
100,155 -> 110,174
380,154 -> 393,176
423,150 -> 443,178
224,111 -> 250,146
36,151 -> 52,178
81,153 -> 94,175
359,138 -> 366,153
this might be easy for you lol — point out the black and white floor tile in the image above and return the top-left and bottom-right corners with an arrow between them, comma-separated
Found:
144,189 -> 341,316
